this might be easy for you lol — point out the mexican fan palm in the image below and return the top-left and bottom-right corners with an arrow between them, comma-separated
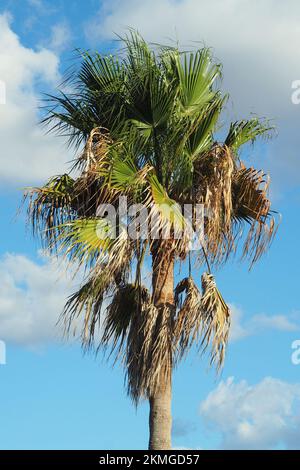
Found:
24,32 -> 277,449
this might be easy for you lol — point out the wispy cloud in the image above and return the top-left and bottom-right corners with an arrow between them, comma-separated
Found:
229,304 -> 300,342
48,22 -> 72,52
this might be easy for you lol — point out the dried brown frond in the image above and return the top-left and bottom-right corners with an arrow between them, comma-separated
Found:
72,169 -> 120,218
24,174 -> 76,247
61,273 -> 107,346
193,146 -> 277,267
126,303 -> 173,404
101,283 -> 147,359
102,282 -> 173,404
75,127 -> 112,171
60,231 -> 133,347
200,272 -> 231,370
193,145 -> 235,263
173,277 -> 202,359
71,128 -> 119,215
232,165 -> 277,264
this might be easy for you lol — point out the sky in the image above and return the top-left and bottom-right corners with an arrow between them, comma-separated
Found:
1,0 -> 300,450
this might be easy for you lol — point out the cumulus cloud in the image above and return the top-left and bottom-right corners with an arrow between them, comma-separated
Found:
0,251 -> 82,346
0,13 -> 70,185
85,0 -> 300,195
200,376 -> 300,449
229,304 -> 300,341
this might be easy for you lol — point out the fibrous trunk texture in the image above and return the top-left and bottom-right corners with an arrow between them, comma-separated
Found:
148,240 -> 174,450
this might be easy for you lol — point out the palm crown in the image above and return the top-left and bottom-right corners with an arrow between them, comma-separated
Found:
24,32 -> 277,448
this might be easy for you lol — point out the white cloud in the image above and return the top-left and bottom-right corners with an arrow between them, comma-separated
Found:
0,252 -> 81,346
200,376 -> 300,449
86,0 -> 300,194
229,304 -> 300,341
0,13 -> 70,185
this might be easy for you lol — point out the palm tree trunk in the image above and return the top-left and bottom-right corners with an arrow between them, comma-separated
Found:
148,378 -> 172,450
148,240 -> 174,450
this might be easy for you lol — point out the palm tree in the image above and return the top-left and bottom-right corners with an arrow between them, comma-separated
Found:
24,32 -> 277,450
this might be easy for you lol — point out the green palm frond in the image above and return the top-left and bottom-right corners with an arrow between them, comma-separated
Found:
146,173 -> 186,234
121,30 -> 156,72
56,217 -> 133,271
79,51 -> 125,94
43,92 -> 94,148
225,118 -> 274,153
174,48 -> 221,115
110,151 -> 152,193
149,73 -> 176,130
187,96 -> 225,159
56,218 -> 113,264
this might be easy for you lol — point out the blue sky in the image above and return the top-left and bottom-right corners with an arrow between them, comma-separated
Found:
1,0 -> 300,450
